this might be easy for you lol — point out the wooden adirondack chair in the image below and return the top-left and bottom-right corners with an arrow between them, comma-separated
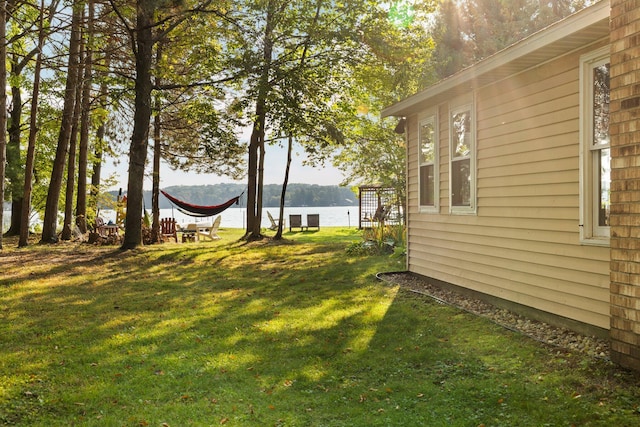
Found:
160,218 -> 178,242
267,211 -> 285,231
197,216 -> 222,241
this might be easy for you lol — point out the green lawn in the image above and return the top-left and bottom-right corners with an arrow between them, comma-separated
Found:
1,227 -> 640,426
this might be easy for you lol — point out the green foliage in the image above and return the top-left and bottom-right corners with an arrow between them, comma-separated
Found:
160,96 -> 246,180
1,230 -> 640,426
347,224 -> 406,257
430,0 -> 595,78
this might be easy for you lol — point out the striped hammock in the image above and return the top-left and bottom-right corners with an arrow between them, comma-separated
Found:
160,190 -> 241,218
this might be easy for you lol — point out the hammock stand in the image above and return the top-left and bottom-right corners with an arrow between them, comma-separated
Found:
160,190 -> 242,218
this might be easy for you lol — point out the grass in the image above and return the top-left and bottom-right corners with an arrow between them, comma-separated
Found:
1,227 -> 640,426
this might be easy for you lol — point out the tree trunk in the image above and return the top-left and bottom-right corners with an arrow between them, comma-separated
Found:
150,41 -> 162,244
245,127 -> 259,238
5,84 -> 23,236
151,113 -> 161,243
61,37 -> 85,241
0,0 -> 6,249
19,0 -> 45,247
244,0 -> 274,240
121,0 -> 154,249
274,135 -> 292,240
6,26 -> 50,237
151,115 -> 161,242
90,54 -> 111,212
246,103 -> 267,240
76,0 -> 94,234
40,1 -> 82,243
6,199 -> 21,236
256,129 -> 265,232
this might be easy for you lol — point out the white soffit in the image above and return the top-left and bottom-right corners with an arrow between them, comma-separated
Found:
382,0 -> 610,117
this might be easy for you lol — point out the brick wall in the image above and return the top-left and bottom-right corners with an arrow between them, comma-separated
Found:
610,0 -> 640,370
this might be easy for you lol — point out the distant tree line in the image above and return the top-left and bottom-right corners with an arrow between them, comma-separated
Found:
105,184 -> 359,210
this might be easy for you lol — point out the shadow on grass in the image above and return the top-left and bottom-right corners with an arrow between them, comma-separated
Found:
2,234 -> 639,426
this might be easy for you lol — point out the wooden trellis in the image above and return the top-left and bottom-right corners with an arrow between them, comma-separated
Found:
358,186 -> 402,229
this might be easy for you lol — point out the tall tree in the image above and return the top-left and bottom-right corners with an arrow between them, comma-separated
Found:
76,0 -> 95,234
19,0 -> 47,247
89,51 -> 111,213
300,1 -> 437,207
4,0 -> 42,236
0,0 -> 6,249
40,1 -> 83,243
118,0 -> 222,248
120,0 -> 155,249
61,35 -> 84,241
243,0 -> 279,240
218,0 -> 391,240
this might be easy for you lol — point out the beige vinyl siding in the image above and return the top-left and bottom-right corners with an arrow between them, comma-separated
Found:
407,46 -> 610,329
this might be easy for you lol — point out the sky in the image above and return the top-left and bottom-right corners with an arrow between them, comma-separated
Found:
101,142 -> 346,192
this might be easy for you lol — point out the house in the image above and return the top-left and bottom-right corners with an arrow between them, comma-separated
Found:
383,0 -> 640,371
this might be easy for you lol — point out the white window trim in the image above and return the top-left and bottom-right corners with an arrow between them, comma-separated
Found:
579,46 -> 610,246
448,96 -> 476,215
418,111 -> 439,213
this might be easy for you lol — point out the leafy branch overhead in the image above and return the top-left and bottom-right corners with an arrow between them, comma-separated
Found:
0,0 -> 594,248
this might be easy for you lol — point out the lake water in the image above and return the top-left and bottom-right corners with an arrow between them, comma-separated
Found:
95,205 -> 359,229
2,206 -> 360,233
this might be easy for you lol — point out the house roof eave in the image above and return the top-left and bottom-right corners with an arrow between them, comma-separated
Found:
381,0 -> 610,118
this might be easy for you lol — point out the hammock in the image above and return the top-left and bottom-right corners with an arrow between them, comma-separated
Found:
161,190 -> 241,218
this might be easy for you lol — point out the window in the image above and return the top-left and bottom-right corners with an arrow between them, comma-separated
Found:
580,47 -> 610,244
419,114 -> 438,211
449,98 -> 476,214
